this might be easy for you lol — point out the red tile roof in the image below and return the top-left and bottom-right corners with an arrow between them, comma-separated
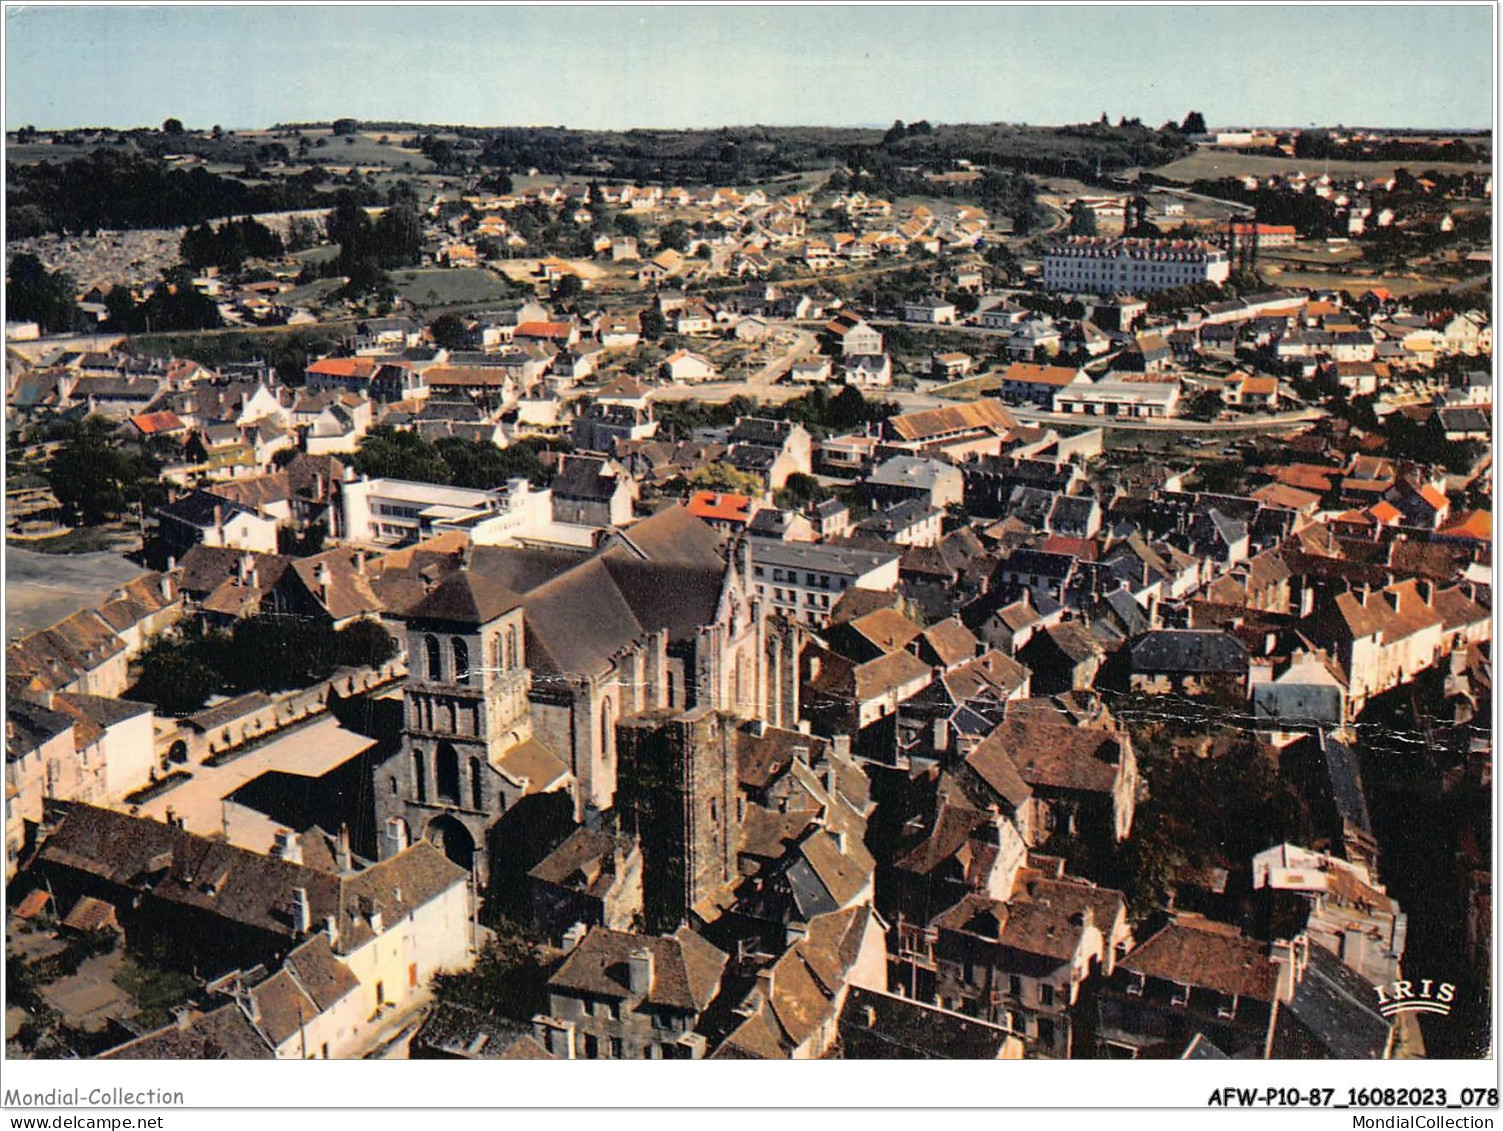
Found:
686,491 -> 753,523
129,410 -> 186,435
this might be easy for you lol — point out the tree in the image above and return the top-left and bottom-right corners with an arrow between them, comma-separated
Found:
47,419 -> 162,524
335,617 -> 398,669
689,462 -> 765,496
372,203 -> 424,269
1067,200 -> 1099,237
657,220 -> 690,253
428,313 -> 470,351
1179,111 -> 1207,135
639,307 -> 667,340
6,254 -> 78,333
1183,390 -> 1224,422
351,426 -> 450,484
128,633 -> 222,716
331,118 -> 361,137
552,273 -> 584,305
162,117 -> 185,136
430,921 -> 551,1020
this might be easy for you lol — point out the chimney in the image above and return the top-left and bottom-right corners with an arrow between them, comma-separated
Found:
324,914 -> 339,947
354,550 -> 367,576
383,816 -> 409,857
932,716 -> 950,753
213,503 -> 224,541
626,946 -> 655,999
561,922 -> 588,952
272,828 -> 303,866
313,562 -> 332,603
831,829 -> 847,856
291,887 -> 312,934
336,825 -> 353,873
832,734 -> 852,761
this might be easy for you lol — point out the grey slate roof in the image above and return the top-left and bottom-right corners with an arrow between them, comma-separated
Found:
1130,630 -> 1248,675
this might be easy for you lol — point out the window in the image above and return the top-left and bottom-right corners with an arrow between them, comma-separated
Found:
1008,975 -> 1022,998
424,635 -> 442,681
1169,982 -> 1190,1008
1037,1017 -> 1056,1048
600,698 -> 615,765
505,625 -> 518,670
436,742 -> 460,805
1040,984 -> 1055,1008
412,751 -> 426,803
452,637 -> 470,684
470,756 -> 484,810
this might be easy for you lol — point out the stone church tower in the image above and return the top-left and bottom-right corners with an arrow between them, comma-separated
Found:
373,569 -> 570,887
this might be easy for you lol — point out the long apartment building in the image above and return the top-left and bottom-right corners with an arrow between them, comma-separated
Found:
1043,237 -> 1230,295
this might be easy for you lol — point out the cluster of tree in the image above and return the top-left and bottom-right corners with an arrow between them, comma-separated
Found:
429,921 -> 553,1021
6,254 -> 79,333
1291,131 -> 1485,166
350,425 -> 558,488
1190,177 -> 1342,239
124,326 -> 344,387
103,267 -> 224,334
6,150 -> 351,236
294,191 -> 425,299
1143,279 -> 1235,315
1378,409 -> 1482,475
179,216 -> 285,272
128,614 -> 399,715
881,119 -> 935,146
46,417 -> 166,524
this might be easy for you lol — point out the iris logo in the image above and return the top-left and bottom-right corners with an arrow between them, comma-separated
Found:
1373,978 -> 1455,1017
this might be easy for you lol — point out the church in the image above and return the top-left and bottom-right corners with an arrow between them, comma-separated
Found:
371,506 -> 802,884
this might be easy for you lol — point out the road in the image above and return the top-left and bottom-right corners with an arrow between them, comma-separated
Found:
1006,405 -> 1326,432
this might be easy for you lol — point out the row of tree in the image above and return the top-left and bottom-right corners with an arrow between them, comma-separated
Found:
129,615 -> 398,715
349,426 -> 559,488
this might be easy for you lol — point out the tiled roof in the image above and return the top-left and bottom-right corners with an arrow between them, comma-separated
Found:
1122,915 -> 1279,1001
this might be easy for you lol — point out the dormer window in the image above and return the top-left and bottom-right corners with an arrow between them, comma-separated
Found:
1125,971 -> 1146,997
1169,981 -> 1191,1008
1217,992 -> 1239,1019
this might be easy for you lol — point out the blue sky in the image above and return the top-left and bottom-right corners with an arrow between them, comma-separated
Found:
3,4 -> 1495,131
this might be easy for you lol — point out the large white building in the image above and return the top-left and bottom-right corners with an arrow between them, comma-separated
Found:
1043,237 -> 1230,294
342,476 -> 551,547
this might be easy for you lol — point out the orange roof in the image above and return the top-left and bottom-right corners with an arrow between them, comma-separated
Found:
1440,510 -> 1492,541
130,410 -> 185,435
307,357 -> 377,379
1335,509 -> 1374,526
1418,484 -> 1449,511
686,490 -> 753,523
1001,362 -> 1081,387
1367,501 -> 1403,524
1239,376 -> 1278,395
514,321 -> 574,340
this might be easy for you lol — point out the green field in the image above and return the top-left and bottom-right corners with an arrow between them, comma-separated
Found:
390,268 -> 519,309
1150,148 -> 1488,184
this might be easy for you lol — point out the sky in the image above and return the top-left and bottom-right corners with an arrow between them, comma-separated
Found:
2,4 -> 1495,132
